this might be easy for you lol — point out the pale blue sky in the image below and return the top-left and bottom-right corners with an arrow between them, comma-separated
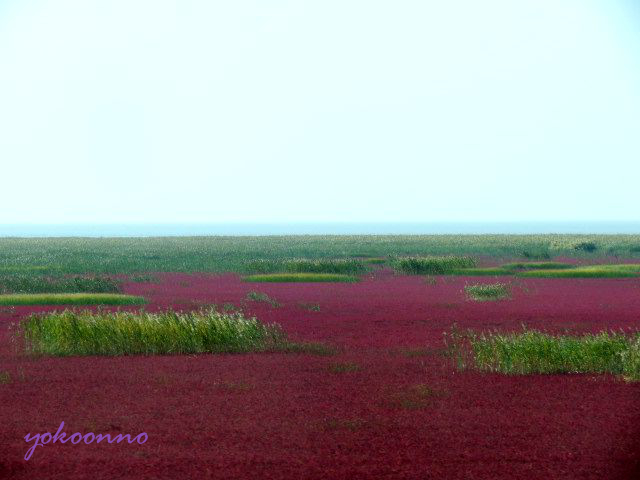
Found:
1,0 -> 639,224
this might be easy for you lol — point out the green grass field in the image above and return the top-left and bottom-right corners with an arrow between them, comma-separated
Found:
0,235 -> 638,275
0,293 -> 146,306
243,273 -> 358,283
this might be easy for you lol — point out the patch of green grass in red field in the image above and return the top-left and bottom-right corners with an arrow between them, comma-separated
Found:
394,256 -> 477,275
245,291 -> 281,307
0,293 -> 145,306
446,327 -> 640,381
502,261 -> 575,270
450,267 -> 513,276
464,283 -> 510,301
518,264 -> 640,278
328,362 -> 361,373
243,273 -> 358,283
17,308 -> 333,357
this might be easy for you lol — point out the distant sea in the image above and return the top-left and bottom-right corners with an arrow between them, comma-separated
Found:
1,222 -> 640,237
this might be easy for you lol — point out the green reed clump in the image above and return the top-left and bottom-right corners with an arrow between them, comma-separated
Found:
0,274 -> 120,294
298,302 -> 321,312
445,327 -> 640,380
394,256 -> 477,275
464,283 -> 510,301
573,241 -> 598,252
245,258 -> 365,275
19,308 -> 289,356
519,249 -> 552,260
621,337 -> 640,381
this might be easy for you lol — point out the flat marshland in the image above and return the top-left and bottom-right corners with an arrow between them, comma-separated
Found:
1,235 -> 640,479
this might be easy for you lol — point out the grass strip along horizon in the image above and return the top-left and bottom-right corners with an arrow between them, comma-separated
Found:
17,308 -> 334,357
2,235 -> 640,276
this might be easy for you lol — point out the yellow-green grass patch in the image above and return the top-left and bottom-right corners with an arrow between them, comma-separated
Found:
0,293 -> 146,306
518,264 -> 640,278
451,267 -> 514,276
363,257 -> 387,264
501,261 -> 575,270
242,273 -> 358,283
465,283 -> 510,301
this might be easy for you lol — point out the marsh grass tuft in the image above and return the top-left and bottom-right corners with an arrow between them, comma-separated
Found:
464,283 -> 510,301
445,327 -> 640,381
621,337 -> 640,381
298,302 -> 321,312
387,384 -> 445,409
243,273 -> 358,283
574,241 -> 598,252
520,249 -> 551,260
245,291 -> 281,307
328,362 -> 360,373
394,256 -> 476,275
363,257 -> 387,264
128,274 -> 157,283
0,293 -> 145,306
16,308 -> 324,356
245,258 -> 365,275
451,267 -> 513,276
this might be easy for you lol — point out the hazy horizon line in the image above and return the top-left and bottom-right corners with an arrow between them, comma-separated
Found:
2,221 -> 640,237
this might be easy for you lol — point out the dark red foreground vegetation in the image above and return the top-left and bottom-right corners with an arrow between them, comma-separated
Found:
1,271 -> 639,479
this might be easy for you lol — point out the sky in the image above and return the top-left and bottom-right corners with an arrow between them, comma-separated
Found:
0,0 -> 639,224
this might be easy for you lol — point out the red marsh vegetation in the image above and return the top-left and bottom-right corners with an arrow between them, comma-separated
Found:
1,271 -> 639,479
